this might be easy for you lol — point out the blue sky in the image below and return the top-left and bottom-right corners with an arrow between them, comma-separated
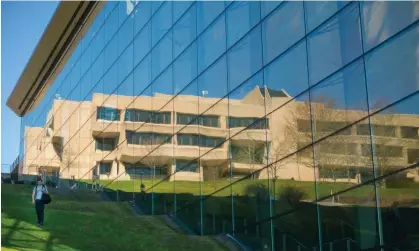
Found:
1,1 -> 58,173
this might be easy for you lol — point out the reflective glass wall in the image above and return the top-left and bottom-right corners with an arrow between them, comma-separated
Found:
18,1 -> 419,250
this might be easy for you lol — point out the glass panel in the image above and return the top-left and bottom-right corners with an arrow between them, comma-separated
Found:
308,2 -> 362,86
173,42 -> 198,93
227,25 -> 262,91
152,1 -> 164,15
197,1 -> 225,35
103,62 -> 118,95
264,40 -> 309,97
105,5 -> 119,43
229,74 -> 267,190
305,1 -> 350,33
118,1 -> 131,27
202,186 -> 232,235
197,55 -> 227,103
365,24 -> 419,111
134,21 -> 151,67
91,24 -> 105,61
310,59 -> 369,141
370,93 -> 419,178
118,44 -> 134,84
134,54 -> 152,96
361,1 -> 419,51
134,1 -> 151,35
173,3 -> 197,58
199,58 -> 230,206
152,65 -> 173,97
104,35 -> 119,72
118,11 -> 134,53
317,184 -> 380,250
379,170 -> 419,250
198,14 -> 226,73
173,81 -> 202,233
151,33 -> 173,81
261,1 -> 282,19
173,1 -> 194,24
130,85 -> 155,213
315,122 -> 370,198
152,1 -> 172,47
231,171 -> 273,250
262,2 -> 305,65
226,1 -> 260,48
90,53 -> 105,94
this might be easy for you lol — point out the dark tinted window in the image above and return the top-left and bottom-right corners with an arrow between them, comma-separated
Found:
125,109 -> 171,124
228,117 -> 269,129
99,162 -> 112,174
126,131 -> 172,145
176,159 -> 198,172
177,113 -> 220,127
316,121 -> 352,135
407,149 -> 419,164
177,134 -> 224,148
362,144 -> 403,157
297,119 -> 311,132
401,126 -> 419,139
125,162 -> 166,178
319,143 -> 358,155
95,138 -> 116,151
319,165 -> 357,179
97,107 -> 121,121
358,124 -> 396,137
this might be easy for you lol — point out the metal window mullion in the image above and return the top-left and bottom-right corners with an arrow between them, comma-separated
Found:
357,2 -> 384,249
303,1 -> 323,250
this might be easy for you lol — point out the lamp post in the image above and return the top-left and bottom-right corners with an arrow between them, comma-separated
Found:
140,171 -> 145,193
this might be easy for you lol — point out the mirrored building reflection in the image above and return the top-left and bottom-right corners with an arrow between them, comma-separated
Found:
22,87 -> 419,184
7,1 -> 419,250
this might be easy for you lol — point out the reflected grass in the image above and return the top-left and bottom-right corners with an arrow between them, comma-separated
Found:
88,178 -> 419,205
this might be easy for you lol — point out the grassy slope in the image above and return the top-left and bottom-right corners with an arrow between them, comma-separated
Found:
1,185 -> 226,251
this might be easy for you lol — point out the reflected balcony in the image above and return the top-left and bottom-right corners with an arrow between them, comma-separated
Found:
118,144 -> 175,164
231,162 -> 265,172
94,149 -> 118,162
38,157 -> 61,169
124,122 -> 173,135
91,120 -> 121,137
171,170 -> 202,182
175,124 -> 228,138
230,128 -> 271,142
119,144 -> 229,168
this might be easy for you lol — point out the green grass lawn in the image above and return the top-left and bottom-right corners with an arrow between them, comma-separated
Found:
1,184 -> 226,251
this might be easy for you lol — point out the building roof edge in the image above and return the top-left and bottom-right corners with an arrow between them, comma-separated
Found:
7,1 -> 105,117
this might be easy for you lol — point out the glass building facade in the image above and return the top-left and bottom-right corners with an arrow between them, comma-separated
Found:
14,1 -> 419,250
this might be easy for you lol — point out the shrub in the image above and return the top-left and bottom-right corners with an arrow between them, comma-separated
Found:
2,178 -> 12,184
278,186 -> 307,206
244,183 -> 270,201
386,178 -> 419,189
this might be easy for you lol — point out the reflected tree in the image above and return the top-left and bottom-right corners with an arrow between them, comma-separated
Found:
61,147 -> 76,174
231,133 -> 265,180
363,112 -> 402,188
269,96 -> 365,184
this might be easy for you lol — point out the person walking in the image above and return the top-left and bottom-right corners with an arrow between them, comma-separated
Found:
32,178 -> 48,227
